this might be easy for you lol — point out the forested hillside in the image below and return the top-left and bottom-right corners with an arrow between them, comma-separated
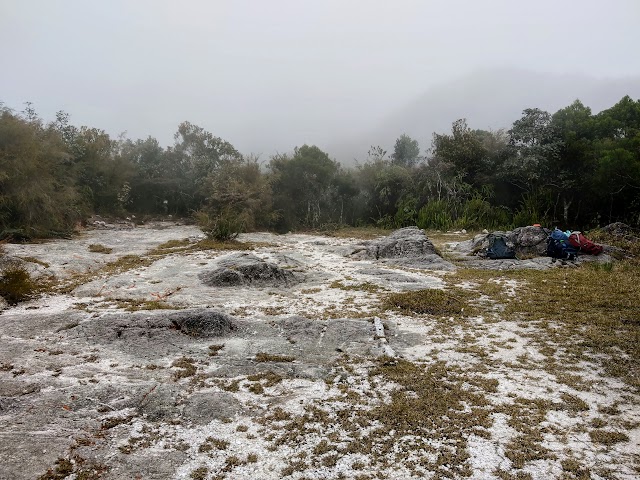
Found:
1,96 -> 639,240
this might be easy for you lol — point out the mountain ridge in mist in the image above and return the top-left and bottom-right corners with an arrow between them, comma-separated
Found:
330,68 -> 640,164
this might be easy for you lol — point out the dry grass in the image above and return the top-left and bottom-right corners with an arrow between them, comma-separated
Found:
88,244 -> 113,254
113,299 -> 175,311
381,288 -> 470,316
254,352 -> 295,363
443,262 -> 640,390
261,357 -> 495,478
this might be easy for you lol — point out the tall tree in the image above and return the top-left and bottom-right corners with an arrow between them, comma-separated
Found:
392,134 -> 420,167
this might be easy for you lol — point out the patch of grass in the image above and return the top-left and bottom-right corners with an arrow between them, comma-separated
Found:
113,299 -> 174,311
38,458 -> 73,480
222,455 -> 243,472
247,371 -> 283,387
330,280 -> 383,293
560,393 -> 590,413
500,263 -> 640,389
505,432 -> 555,468
263,358 -> 492,479
589,429 -> 629,445
88,244 -> 113,254
561,458 -> 591,479
0,265 -> 38,304
190,466 -> 208,480
171,357 -> 197,379
198,436 -> 229,452
154,238 -> 191,251
17,256 -> 50,267
255,352 -> 295,363
208,344 -> 225,356
381,288 -> 469,316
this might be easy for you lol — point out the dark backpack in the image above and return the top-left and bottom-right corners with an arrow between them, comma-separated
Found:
546,228 -> 578,260
486,234 -> 516,259
568,231 -> 604,255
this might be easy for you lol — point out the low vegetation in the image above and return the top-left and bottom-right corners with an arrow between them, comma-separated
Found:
88,243 -> 113,254
0,265 -> 38,304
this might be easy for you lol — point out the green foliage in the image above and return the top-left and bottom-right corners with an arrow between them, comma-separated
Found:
0,265 -> 37,305
392,134 -> 421,167
417,200 -> 454,230
194,209 -> 243,241
456,195 -> 510,230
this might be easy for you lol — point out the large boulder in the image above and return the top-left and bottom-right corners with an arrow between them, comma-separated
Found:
199,252 -> 296,287
354,227 -> 455,270
506,226 -> 550,257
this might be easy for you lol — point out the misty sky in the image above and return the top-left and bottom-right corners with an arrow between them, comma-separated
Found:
1,0 -> 639,160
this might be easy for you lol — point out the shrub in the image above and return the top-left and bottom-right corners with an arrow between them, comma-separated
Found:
0,265 -> 37,305
194,210 -> 244,241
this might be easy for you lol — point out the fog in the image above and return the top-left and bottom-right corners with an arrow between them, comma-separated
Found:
1,0 -> 639,161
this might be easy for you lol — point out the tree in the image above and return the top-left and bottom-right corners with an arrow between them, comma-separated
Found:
431,119 -> 487,186
549,100 -> 596,224
0,107 -> 87,238
269,145 -> 339,230
392,134 -> 420,167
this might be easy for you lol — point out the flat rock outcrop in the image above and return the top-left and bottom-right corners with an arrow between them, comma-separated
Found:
199,252 -> 296,287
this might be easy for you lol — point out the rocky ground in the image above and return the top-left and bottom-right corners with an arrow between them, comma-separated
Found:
0,223 -> 638,480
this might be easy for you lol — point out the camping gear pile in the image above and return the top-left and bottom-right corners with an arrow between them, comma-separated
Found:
545,228 -> 604,260
484,227 -> 603,260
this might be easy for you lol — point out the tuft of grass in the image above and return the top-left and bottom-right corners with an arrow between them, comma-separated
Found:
254,352 -> 295,363
88,244 -> 113,254
198,436 -> 229,452
190,466 -> 208,480
0,265 -> 38,304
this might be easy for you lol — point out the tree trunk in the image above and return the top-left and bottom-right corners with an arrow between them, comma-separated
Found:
563,197 -> 572,224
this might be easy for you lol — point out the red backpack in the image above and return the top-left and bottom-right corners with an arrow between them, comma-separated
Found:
568,232 -> 604,255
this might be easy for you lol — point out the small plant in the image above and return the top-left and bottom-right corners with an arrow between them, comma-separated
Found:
88,244 -> 113,254
0,265 -> 38,305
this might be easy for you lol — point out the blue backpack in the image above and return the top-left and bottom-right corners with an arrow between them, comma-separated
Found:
546,228 -> 578,260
